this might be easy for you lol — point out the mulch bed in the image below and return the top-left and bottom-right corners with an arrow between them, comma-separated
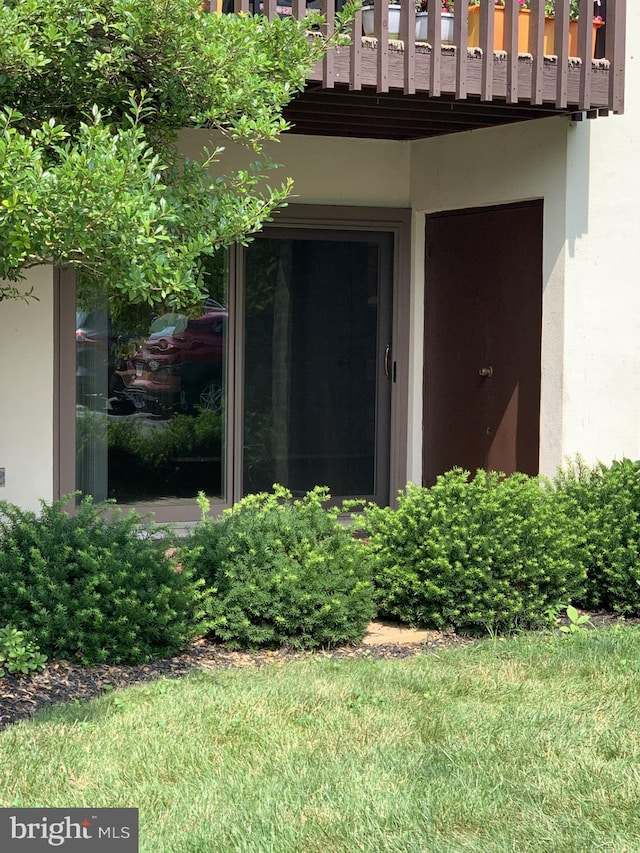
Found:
0,612 -> 635,732
0,633 -> 475,732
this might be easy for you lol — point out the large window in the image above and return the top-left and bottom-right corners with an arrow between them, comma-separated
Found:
75,254 -> 228,504
62,209 -> 409,518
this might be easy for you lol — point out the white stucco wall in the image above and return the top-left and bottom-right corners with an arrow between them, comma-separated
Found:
0,267 -> 55,509
180,130 -> 412,208
562,2 -> 640,466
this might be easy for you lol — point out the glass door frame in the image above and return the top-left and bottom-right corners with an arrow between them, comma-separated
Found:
56,205 -> 411,521
237,226 -> 393,506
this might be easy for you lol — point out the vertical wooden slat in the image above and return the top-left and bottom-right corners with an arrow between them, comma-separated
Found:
428,0 -> 442,97
237,0 -> 250,13
480,0 -> 494,101
504,0 -> 518,104
607,0 -> 626,113
293,0 -> 305,18
402,0 -> 416,95
577,0 -> 592,108
376,0 -> 390,93
555,0 -> 569,107
455,0 -> 469,99
529,0 -> 544,104
265,0 -> 277,19
350,6 -> 363,91
322,0 -> 335,88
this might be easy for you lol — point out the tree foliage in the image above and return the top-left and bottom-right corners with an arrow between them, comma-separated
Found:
0,0 -> 352,306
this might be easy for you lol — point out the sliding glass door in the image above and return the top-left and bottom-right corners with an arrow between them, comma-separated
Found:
242,230 -> 392,504
70,226 -> 395,513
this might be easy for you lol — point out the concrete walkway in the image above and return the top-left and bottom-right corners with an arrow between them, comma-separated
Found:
362,620 -> 439,646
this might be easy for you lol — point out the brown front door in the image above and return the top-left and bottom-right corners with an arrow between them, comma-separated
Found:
423,201 -> 543,485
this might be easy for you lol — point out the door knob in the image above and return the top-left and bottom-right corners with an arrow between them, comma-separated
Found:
479,366 -> 493,378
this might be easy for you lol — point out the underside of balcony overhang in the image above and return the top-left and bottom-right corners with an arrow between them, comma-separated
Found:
283,82 -> 588,140
225,0 -> 625,142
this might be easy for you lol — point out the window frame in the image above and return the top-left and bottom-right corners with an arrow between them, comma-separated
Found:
56,204 -> 411,521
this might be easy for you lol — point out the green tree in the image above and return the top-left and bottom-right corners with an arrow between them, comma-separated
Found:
0,0 -> 353,307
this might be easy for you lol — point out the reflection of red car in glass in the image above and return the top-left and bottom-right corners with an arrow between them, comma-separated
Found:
112,307 -> 226,417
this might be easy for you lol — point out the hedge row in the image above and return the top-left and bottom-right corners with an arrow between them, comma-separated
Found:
1,459 -> 638,665
0,486 -> 375,664
360,459 -> 640,633
360,469 -> 584,633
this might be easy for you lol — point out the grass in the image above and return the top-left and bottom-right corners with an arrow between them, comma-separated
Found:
2,628 -> 640,852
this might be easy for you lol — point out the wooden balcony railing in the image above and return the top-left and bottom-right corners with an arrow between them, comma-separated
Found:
224,0 -> 625,115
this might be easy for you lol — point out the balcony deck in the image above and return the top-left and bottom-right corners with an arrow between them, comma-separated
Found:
225,0 -> 625,140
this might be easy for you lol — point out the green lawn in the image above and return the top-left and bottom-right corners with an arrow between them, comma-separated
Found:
2,628 -> 640,852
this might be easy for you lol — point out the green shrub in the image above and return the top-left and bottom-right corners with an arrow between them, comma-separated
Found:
181,486 -> 375,650
0,497 -> 209,665
361,469 -> 585,634
0,625 -> 47,677
554,457 -> 640,614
